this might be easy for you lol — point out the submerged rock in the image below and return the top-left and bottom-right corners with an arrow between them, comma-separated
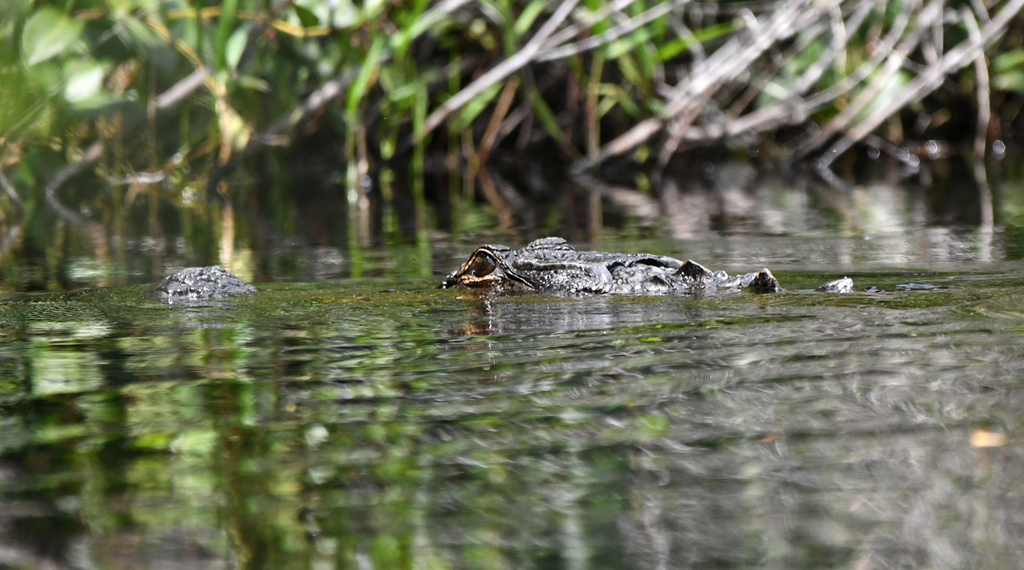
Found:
152,265 -> 256,305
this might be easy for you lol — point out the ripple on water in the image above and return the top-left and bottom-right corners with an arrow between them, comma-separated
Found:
1,269 -> 1024,568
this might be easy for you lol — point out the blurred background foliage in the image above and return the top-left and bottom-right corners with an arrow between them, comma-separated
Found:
1,0 -> 1024,289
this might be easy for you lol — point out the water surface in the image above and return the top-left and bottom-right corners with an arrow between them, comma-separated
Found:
1,234 -> 1024,569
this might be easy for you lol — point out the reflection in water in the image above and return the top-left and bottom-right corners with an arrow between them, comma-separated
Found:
454,297 -> 631,336
3,171 -> 1018,295
1,253 -> 1024,568
654,173 -> 1000,271
663,228 -> 1000,271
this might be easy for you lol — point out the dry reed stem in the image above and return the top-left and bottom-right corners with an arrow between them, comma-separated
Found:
536,0 -> 687,62
42,0 -> 1023,222
705,0 -> 900,144
540,0 -> 641,52
566,0 -> 1023,191
420,0 -> 580,137
506,0 -> 1021,186
815,0 -> 1024,174
965,9 -> 993,229
655,0 -> 817,169
794,0 -> 939,163
0,171 -> 24,210
573,0 -> 820,172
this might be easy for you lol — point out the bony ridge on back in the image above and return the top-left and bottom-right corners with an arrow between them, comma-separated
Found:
442,237 -> 853,295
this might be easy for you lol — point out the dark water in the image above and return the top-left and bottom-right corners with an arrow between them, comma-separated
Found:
2,232 -> 1024,570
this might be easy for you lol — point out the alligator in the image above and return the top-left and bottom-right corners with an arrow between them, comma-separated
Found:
441,237 -> 853,295
148,238 -> 851,303
152,265 -> 256,305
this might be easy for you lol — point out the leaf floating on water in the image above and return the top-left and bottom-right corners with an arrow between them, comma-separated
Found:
970,429 -> 1007,448
896,283 -> 940,291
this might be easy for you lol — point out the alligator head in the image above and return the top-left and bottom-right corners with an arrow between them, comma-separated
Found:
440,245 -> 537,291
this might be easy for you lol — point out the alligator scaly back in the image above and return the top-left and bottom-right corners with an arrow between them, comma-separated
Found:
441,237 -> 841,296
153,266 -> 256,305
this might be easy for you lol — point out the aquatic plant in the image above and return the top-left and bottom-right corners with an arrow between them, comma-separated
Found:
0,0 -> 1022,274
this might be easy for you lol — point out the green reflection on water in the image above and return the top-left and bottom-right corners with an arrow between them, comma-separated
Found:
1,269 -> 1024,568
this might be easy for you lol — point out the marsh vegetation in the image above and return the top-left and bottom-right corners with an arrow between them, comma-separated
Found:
2,0 -> 1024,288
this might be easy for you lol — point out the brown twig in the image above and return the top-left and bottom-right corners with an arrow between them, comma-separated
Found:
462,77 -> 521,229
479,77 -> 521,163
463,136 -> 513,229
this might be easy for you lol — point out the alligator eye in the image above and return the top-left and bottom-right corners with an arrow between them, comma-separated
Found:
468,254 -> 496,277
